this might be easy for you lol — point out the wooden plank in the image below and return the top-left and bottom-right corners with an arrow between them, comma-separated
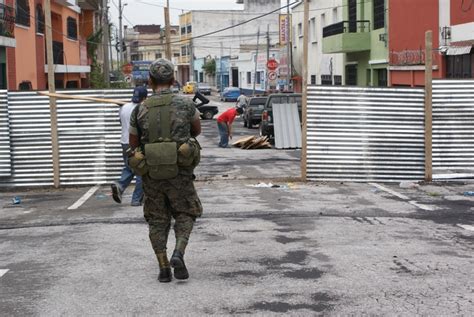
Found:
37,91 -> 127,105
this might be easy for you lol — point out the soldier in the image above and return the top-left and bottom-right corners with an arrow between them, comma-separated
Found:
128,58 -> 202,283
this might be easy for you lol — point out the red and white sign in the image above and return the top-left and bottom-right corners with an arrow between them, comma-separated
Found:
267,71 -> 277,81
267,59 -> 279,71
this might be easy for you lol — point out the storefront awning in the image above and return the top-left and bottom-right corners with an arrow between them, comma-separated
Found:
446,45 -> 472,56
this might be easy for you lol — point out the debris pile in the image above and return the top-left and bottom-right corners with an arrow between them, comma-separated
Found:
232,136 -> 272,149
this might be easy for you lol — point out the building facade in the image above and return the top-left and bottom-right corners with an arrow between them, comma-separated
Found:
322,0 -> 389,86
178,0 -> 281,86
389,0 -> 474,86
292,0 -> 344,87
124,24 -> 180,63
7,0 -> 96,90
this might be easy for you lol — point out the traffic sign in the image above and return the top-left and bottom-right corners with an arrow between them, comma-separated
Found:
267,71 -> 277,81
266,59 -> 279,71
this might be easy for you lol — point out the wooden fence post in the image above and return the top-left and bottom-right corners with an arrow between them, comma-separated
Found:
424,30 -> 433,182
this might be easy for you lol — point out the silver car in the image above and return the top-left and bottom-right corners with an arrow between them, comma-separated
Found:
197,83 -> 212,95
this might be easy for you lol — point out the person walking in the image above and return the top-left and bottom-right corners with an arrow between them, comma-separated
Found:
128,58 -> 202,283
111,86 -> 148,206
216,106 -> 244,148
236,92 -> 247,109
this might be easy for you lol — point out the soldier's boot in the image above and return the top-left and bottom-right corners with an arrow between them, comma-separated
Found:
170,237 -> 190,280
170,250 -> 189,280
156,252 -> 172,283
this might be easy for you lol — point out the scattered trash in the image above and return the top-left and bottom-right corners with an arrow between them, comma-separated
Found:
95,193 -> 107,200
222,174 -> 228,178
463,191 -> 474,196
232,136 -> 272,149
399,181 -> 419,189
11,197 -> 21,205
248,182 -> 289,189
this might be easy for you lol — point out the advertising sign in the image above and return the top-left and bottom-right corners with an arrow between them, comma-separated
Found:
279,14 -> 292,46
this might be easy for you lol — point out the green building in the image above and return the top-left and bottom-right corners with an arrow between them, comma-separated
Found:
322,0 -> 388,86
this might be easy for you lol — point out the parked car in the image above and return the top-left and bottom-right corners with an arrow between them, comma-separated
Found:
243,96 -> 267,128
183,81 -> 197,94
197,83 -> 212,95
259,93 -> 302,139
171,81 -> 181,93
220,87 -> 240,102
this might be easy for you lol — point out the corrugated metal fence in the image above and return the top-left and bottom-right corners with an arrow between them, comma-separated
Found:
432,80 -> 474,180
307,86 -> 426,182
0,90 -> 10,177
1,89 -> 133,187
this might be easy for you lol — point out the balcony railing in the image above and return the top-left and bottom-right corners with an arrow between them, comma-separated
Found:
322,20 -> 371,38
0,4 -> 15,38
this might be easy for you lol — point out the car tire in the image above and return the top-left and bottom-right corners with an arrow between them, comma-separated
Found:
202,110 -> 214,120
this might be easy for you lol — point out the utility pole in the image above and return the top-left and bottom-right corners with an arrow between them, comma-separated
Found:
220,42 -> 224,91
266,24 -> 270,92
424,30 -> 433,182
287,0 -> 292,90
102,0 -> 110,85
301,0 -> 309,181
45,0 -> 59,188
190,39 -> 194,81
118,0 -> 124,67
164,0 -> 172,60
108,12 -> 114,73
252,26 -> 260,96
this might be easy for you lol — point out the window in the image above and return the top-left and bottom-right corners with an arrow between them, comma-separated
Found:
67,17 -> 77,40
186,25 -> 192,34
199,72 -> 204,83
66,80 -> 79,88
377,69 -> 388,86
16,0 -> 30,27
321,75 -> 332,85
334,75 -> 342,85
346,64 -> 357,85
310,17 -> 317,43
247,72 -> 251,84
373,0 -> 385,30
173,53 -> 180,57
446,53 -> 473,79
36,5 -> 44,34
155,52 -> 162,59
181,45 -> 189,56
298,23 -> 302,38
332,8 -> 338,24
310,75 -> 316,85
181,26 -> 186,35
256,71 -> 262,84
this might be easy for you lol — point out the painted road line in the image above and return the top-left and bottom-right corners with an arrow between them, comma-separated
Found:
68,185 -> 100,210
369,183 -> 436,211
457,224 -> 474,232
0,269 -> 9,278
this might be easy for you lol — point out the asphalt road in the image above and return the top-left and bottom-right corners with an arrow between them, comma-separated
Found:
0,95 -> 473,316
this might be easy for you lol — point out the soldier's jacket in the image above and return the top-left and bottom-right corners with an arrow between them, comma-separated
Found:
129,89 -> 199,175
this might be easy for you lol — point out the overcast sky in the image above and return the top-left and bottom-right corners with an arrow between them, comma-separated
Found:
109,0 -> 287,35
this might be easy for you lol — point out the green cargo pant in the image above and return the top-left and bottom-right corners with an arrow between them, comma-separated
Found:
142,174 -> 203,254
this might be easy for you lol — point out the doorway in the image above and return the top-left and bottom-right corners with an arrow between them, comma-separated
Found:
231,68 -> 239,87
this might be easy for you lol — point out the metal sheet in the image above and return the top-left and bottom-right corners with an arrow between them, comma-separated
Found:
307,86 -> 426,182
432,79 -> 474,179
0,89 -> 135,187
0,90 -> 11,177
273,103 -> 302,149
446,46 -> 472,56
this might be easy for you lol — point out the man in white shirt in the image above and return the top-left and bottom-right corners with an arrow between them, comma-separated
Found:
236,93 -> 247,109
111,86 -> 148,206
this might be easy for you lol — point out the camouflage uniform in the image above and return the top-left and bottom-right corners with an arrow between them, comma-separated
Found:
129,90 -> 202,256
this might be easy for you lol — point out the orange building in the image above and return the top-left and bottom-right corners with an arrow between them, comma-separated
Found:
6,0 -> 98,90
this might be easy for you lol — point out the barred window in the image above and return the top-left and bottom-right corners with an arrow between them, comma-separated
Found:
310,75 -> 316,85
16,0 -> 30,27
67,17 -> 77,40
373,0 -> 385,30
36,5 -> 44,34
334,75 -> 342,85
321,75 -> 332,85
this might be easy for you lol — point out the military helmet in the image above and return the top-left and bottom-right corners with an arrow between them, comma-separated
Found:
149,58 -> 174,82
